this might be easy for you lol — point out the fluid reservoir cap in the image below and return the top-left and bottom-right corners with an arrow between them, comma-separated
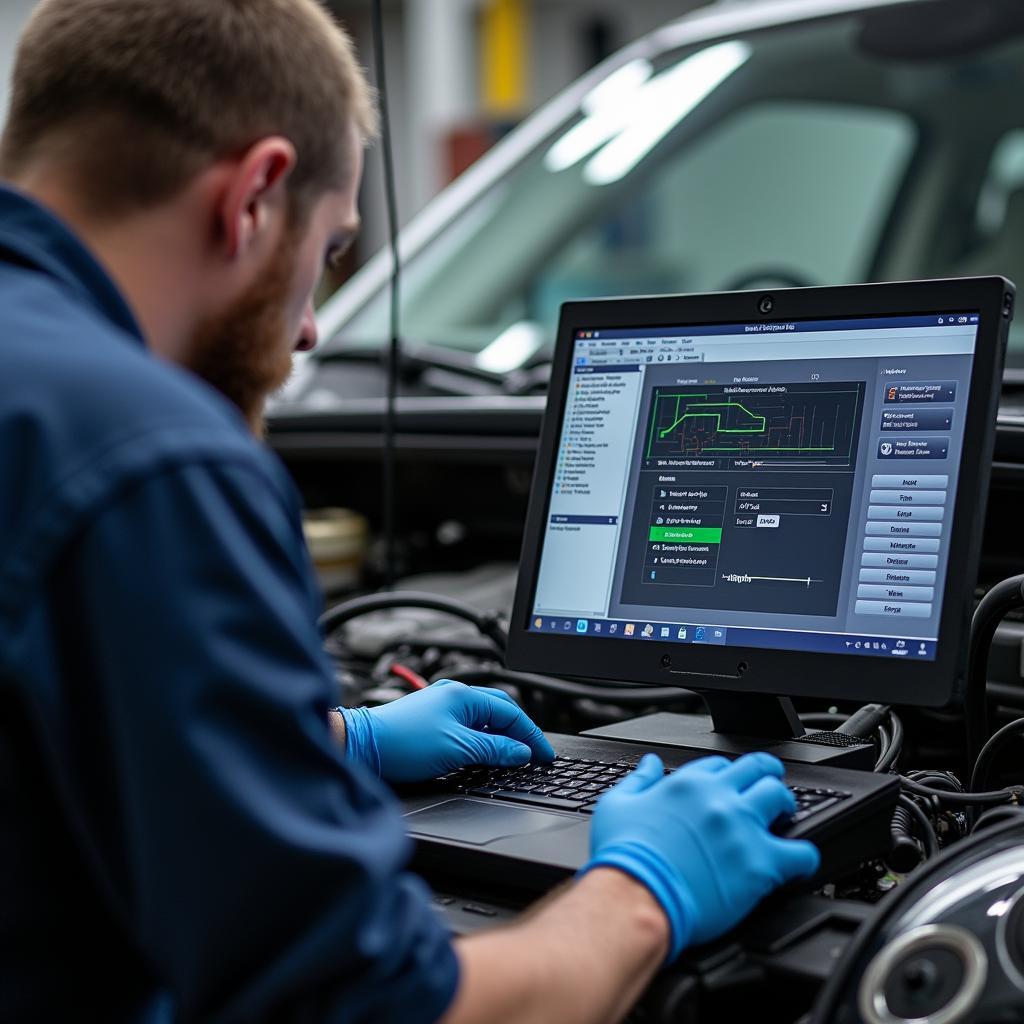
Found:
302,507 -> 369,593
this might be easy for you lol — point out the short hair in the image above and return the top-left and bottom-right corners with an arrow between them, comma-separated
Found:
0,0 -> 377,219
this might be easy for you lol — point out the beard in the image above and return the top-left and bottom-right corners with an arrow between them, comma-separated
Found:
184,229 -> 300,436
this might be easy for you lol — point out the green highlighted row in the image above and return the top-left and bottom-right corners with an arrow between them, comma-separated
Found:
648,526 -> 723,544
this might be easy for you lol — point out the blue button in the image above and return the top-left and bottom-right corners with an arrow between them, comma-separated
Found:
863,537 -> 940,554
877,439 -> 948,460
862,552 -> 939,569
865,522 -> 942,538
576,619 -> 588,633
859,568 -> 937,585
857,584 -> 935,602
868,489 -> 948,506
867,505 -> 944,522
879,408 -> 953,432
855,600 -> 933,619
871,475 -> 949,489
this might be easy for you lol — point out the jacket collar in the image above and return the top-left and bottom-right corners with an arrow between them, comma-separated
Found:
0,183 -> 145,345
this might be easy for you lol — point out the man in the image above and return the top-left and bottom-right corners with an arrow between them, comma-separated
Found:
0,2 -> 819,1021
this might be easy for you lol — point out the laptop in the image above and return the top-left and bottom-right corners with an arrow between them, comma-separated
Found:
401,278 -> 1014,894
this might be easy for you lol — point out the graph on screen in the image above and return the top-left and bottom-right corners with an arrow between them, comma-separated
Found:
644,382 -> 864,466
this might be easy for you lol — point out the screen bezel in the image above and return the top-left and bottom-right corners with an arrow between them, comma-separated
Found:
507,278 -> 1013,708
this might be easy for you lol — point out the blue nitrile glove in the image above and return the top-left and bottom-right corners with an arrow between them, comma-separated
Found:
338,679 -> 555,783
581,752 -> 820,961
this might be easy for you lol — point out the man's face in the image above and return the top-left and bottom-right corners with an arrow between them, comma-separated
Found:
186,129 -> 363,433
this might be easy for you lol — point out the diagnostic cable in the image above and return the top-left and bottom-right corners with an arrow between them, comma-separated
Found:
370,0 -> 402,589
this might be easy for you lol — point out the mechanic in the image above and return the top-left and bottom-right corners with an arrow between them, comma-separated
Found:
0,2 -> 820,1021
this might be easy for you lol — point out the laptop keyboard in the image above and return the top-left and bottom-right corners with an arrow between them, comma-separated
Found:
438,756 -> 851,824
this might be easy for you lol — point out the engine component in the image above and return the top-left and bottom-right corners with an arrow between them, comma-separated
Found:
813,815 -> 1024,1023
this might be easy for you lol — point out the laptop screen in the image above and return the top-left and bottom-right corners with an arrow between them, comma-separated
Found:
527,312 -> 980,662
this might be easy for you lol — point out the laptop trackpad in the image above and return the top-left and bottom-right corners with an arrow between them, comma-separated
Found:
405,798 -> 581,846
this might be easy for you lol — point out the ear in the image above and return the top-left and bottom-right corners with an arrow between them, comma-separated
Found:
216,136 -> 297,261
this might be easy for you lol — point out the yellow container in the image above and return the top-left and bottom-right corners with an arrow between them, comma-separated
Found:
302,508 -> 369,595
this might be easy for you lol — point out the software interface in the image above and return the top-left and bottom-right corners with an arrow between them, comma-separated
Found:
529,313 -> 980,660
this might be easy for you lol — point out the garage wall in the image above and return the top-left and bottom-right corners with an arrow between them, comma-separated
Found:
0,1 -> 36,126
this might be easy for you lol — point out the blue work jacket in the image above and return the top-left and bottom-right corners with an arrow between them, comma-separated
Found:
0,185 -> 458,1023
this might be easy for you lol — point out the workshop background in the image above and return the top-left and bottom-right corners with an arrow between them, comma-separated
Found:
0,0 -> 712,280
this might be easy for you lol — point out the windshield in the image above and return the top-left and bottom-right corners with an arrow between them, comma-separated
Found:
332,4 -> 1024,370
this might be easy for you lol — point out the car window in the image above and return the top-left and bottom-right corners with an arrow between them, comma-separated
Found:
332,8 -> 1024,371
977,130 -> 1024,237
526,101 -> 914,329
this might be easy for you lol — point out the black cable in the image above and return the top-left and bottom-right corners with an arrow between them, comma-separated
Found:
828,703 -> 903,772
319,591 -> 508,652
439,666 -> 690,705
905,769 -> 963,793
896,793 -> 939,859
899,773 -> 1020,807
874,720 -> 893,772
967,574 -> 1024,770
973,805 -> 1024,833
888,802 -> 925,872
370,0 -> 401,589
970,715 -> 1024,792
889,709 -> 904,758
836,703 -> 891,737
876,710 -> 904,773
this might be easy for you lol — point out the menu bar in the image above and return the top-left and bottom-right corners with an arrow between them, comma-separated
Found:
575,314 -> 978,341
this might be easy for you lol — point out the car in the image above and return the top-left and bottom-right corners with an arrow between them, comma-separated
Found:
271,0 -> 1024,622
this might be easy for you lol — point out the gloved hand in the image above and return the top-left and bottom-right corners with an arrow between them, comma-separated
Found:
338,679 -> 555,784
582,752 -> 820,961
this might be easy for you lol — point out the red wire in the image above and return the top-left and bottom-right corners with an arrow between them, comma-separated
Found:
390,663 -> 429,690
